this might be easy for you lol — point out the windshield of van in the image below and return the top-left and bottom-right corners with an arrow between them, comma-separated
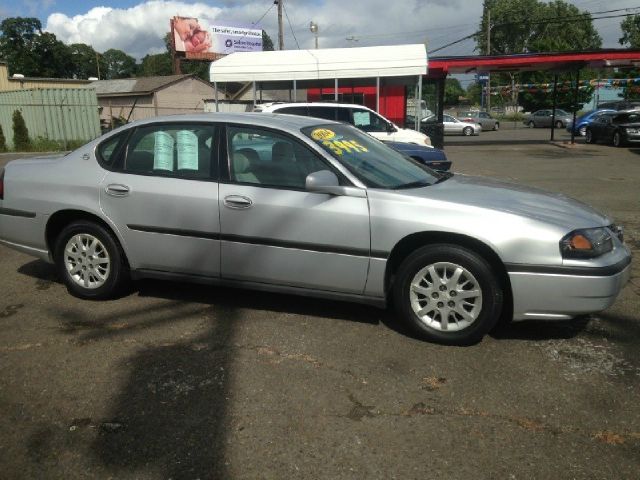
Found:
302,124 -> 444,189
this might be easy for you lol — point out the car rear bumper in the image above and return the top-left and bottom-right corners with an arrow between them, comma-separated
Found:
508,256 -> 632,320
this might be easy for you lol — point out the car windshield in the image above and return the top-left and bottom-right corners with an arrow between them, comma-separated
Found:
302,124 -> 444,189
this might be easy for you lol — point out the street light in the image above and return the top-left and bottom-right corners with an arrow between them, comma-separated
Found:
309,21 -> 318,49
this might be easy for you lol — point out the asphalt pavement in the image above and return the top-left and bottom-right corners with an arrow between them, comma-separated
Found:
0,129 -> 638,479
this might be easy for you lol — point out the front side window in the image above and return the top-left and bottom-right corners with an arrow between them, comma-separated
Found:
228,126 -> 331,189
124,124 -> 217,179
303,123 -> 443,189
352,109 -> 388,132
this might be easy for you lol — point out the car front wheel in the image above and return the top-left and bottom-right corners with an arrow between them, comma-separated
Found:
555,120 -> 563,128
462,126 -> 473,136
493,122 -> 499,131
585,129 -> 594,143
54,221 -> 129,299
578,125 -> 587,136
613,131 -> 623,147
527,121 -> 535,128
393,244 -> 503,345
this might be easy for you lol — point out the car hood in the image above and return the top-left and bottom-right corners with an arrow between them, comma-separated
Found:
401,174 -> 610,229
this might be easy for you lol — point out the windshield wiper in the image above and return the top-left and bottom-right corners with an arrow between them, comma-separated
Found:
392,180 -> 432,190
435,172 -> 454,183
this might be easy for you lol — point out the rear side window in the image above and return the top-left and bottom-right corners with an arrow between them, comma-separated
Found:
97,132 -> 127,168
352,109 -> 388,132
308,106 -> 338,121
124,124 -> 218,180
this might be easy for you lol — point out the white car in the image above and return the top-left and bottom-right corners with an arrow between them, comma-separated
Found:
255,102 -> 432,146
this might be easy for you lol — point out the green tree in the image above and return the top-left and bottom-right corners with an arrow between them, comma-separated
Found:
102,49 -> 137,79
0,17 -> 42,75
69,43 -> 101,79
466,82 -> 483,105
444,78 -> 465,106
619,14 -> 640,48
0,124 -> 6,152
12,110 -> 30,151
138,53 -> 173,77
31,32 -> 74,78
262,30 -> 274,51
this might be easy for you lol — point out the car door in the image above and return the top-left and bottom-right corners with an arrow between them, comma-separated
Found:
99,122 -> 221,277
443,115 -> 457,134
219,124 -> 370,294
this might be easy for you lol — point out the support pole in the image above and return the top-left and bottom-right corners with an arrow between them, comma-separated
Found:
334,78 -> 338,101
214,80 -> 219,112
376,77 -> 380,113
550,74 -> 558,141
293,79 -> 297,102
253,81 -> 257,109
486,8 -> 491,112
418,74 -> 423,124
571,70 -> 580,145
277,0 -> 284,50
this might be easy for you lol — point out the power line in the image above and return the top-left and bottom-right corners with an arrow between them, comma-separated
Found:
251,1 -> 276,28
282,1 -> 300,49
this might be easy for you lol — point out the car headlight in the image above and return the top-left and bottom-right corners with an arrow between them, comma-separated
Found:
424,137 -> 432,146
626,127 -> 639,134
560,227 -> 613,259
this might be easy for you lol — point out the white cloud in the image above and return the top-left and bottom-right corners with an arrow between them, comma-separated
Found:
43,0 -> 638,60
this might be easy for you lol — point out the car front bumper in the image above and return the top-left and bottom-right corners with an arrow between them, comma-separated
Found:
508,255 -> 632,321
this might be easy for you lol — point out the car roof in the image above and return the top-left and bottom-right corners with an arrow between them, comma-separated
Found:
121,112 -> 336,131
259,102 -> 373,110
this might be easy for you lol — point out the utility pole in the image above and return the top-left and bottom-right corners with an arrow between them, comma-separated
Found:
486,8 -> 491,112
276,0 -> 284,50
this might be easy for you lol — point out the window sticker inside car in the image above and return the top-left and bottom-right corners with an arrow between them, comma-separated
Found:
177,130 -> 198,170
153,131 -> 175,171
310,128 -> 336,141
321,139 -> 369,156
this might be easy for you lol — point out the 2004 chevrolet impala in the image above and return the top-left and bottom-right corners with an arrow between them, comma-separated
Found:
0,113 -> 631,345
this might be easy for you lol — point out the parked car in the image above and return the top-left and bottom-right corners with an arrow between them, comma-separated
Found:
596,100 -> 640,111
566,109 -> 616,136
255,102 -> 432,146
422,114 -> 482,136
524,109 -> 572,128
585,110 -> 640,147
0,113 -> 631,345
459,111 -> 500,131
383,141 -> 451,171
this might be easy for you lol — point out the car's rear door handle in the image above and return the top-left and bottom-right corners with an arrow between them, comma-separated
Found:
224,195 -> 253,209
105,184 -> 130,197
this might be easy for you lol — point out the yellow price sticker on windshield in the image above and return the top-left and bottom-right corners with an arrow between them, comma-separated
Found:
321,139 -> 369,156
311,128 -> 336,141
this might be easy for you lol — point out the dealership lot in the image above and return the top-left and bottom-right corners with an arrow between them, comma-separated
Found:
0,129 -> 638,478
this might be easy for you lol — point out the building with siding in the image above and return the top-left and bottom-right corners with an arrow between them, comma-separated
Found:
0,61 -> 93,91
86,74 -> 215,129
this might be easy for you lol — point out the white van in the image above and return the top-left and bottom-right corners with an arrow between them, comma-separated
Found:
255,102 -> 432,146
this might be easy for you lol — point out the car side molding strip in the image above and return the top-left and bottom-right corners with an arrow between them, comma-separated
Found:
0,207 -> 36,218
506,256 -> 631,277
127,224 -> 389,259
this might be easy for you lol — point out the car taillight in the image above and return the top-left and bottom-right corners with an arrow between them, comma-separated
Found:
0,169 -> 4,200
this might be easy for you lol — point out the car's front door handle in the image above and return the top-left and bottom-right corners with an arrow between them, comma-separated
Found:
224,195 -> 253,209
105,184 -> 130,197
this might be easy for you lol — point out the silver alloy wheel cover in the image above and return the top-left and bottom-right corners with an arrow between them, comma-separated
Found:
64,234 -> 111,289
579,125 -> 587,136
409,262 -> 482,332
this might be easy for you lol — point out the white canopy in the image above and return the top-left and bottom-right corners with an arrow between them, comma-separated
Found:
209,44 -> 427,83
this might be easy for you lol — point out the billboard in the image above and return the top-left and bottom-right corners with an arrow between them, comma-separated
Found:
171,16 -> 262,59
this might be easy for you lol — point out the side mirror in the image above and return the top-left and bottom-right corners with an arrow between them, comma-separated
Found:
305,170 -> 366,198
386,122 -> 397,133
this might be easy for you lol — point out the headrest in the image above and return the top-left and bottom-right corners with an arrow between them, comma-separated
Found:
233,152 -> 250,173
272,141 -> 294,162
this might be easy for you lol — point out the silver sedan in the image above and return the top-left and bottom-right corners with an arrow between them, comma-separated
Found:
0,113 -> 631,345
423,114 -> 482,136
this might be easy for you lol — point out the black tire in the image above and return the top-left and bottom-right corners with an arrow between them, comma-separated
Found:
462,126 -> 473,136
527,121 -> 535,128
554,120 -> 563,129
493,122 -> 499,131
54,221 -> 130,300
613,131 -> 623,147
585,128 -> 594,144
392,244 -> 503,346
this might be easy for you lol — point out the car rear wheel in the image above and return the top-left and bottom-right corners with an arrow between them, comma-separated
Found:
493,122 -> 499,131
462,126 -> 473,136
393,244 -> 503,345
527,121 -> 535,128
613,131 -> 623,147
54,221 -> 129,299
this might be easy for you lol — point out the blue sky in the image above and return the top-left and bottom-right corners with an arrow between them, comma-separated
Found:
3,0 -> 640,62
